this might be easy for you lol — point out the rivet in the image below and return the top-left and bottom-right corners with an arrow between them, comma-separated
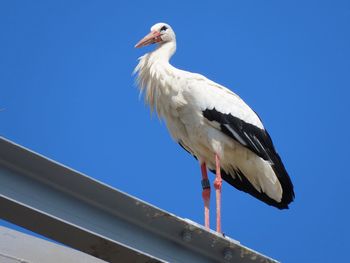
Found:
223,248 -> 233,261
182,230 -> 192,242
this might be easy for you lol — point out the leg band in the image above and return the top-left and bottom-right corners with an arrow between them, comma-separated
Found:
201,179 -> 211,189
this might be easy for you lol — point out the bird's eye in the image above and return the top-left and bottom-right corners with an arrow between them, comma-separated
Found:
160,26 -> 168,32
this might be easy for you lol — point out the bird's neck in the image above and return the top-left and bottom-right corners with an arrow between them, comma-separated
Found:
134,40 -> 179,114
151,41 -> 177,62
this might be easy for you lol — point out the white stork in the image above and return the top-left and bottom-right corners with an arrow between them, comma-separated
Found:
134,23 -> 294,233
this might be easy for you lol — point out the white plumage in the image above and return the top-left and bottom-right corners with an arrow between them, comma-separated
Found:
134,23 -> 294,231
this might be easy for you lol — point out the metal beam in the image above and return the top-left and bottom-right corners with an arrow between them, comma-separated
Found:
0,226 -> 107,263
0,137 -> 278,263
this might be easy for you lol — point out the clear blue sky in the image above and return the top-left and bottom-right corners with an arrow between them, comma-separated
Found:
1,1 -> 349,262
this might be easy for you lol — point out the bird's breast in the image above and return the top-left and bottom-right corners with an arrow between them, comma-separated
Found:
135,57 -> 226,162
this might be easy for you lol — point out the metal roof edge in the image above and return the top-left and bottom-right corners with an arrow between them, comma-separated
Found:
0,136 -> 279,263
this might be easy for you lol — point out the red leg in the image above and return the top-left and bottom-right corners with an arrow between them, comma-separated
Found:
214,154 -> 222,233
201,162 -> 210,229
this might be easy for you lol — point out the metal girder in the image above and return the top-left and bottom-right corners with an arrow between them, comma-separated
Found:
0,137 -> 278,263
0,226 -> 107,263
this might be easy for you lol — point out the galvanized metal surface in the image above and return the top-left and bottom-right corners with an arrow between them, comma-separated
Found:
0,137 -> 279,263
0,226 -> 107,263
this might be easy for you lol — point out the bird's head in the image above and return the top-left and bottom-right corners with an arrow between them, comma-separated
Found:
135,23 -> 176,48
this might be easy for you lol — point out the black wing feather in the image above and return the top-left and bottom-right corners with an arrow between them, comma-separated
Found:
209,168 -> 290,209
203,108 -> 294,209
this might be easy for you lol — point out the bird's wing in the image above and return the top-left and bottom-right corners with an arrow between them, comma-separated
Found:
184,75 -> 294,208
185,75 -> 272,160
202,107 -> 272,161
186,74 -> 265,129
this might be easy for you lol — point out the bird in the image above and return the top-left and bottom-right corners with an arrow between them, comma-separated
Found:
134,22 -> 294,233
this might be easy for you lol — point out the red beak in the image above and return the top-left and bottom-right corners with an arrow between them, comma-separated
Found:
135,31 -> 162,48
